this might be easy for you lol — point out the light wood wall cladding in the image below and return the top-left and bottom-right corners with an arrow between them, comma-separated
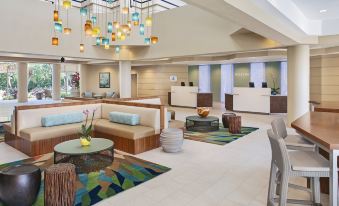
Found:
311,55 -> 339,102
132,65 -> 189,105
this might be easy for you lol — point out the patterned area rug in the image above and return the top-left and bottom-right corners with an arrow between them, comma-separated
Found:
184,125 -> 259,145
0,152 -> 170,206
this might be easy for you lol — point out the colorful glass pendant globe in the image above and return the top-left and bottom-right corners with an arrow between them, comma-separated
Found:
151,36 -> 159,44
108,22 -> 113,33
104,44 -> 110,49
139,24 -> 145,35
92,26 -> 101,37
132,12 -> 139,22
145,16 -> 152,27
54,22 -> 63,32
91,16 -> 97,24
63,0 -> 71,9
102,38 -> 109,46
80,44 -> 85,52
53,10 -> 59,21
80,8 -> 87,16
96,37 -> 101,46
144,37 -> 150,44
52,37 -> 59,46
113,21 -> 120,29
115,46 -> 120,53
64,28 -> 71,35
111,32 -> 116,41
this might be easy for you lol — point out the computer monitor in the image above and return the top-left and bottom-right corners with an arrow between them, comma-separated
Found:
262,82 -> 268,88
189,82 -> 193,86
181,82 -> 185,86
249,82 -> 255,88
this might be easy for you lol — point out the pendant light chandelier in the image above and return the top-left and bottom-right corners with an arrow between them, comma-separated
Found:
50,0 -> 159,52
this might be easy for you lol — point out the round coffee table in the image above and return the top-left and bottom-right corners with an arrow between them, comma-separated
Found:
186,116 -> 219,132
54,138 -> 114,174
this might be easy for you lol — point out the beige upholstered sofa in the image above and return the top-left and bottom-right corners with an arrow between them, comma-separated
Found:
4,100 -> 167,156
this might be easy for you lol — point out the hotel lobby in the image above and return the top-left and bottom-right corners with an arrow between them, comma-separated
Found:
1,0 -> 339,206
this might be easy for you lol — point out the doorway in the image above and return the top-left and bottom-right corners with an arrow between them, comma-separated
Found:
131,74 -> 138,98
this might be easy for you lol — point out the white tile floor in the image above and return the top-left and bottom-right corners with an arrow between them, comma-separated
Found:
0,103 -> 330,206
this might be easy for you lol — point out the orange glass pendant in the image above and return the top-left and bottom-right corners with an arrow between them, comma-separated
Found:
151,36 -> 158,44
52,37 -> 59,46
64,27 -> 72,34
111,32 -> 116,41
80,44 -> 85,52
53,10 -> 59,21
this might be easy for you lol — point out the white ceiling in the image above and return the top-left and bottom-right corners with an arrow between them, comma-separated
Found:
291,0 -> 339,20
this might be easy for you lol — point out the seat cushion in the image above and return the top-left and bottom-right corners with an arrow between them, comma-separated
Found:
94,119 -> 155,140
20,122 -> 83,142
289,150 -> 330,172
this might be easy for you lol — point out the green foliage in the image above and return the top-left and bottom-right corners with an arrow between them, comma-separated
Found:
28,64 -> 52,91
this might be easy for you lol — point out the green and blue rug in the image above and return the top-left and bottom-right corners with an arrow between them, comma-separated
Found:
0,152 -> 170,206
184,124 -> 259,145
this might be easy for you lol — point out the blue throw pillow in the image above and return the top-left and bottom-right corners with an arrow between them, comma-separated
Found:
109,112 -> 140,126
41,112 -> 84,127
84,92 -> 93,98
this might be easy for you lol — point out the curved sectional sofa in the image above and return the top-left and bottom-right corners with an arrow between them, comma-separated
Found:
4,99 -> 167,156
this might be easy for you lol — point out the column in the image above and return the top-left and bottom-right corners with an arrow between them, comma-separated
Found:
17,62 -> 28,103
52,64 -> 61,100
287,45 -> 310,125
119,61 -> 131,98
79,64 -> 86,95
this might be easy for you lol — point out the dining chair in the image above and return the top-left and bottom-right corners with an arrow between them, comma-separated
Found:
271,118 -> 315,151
267,129 -> 329,206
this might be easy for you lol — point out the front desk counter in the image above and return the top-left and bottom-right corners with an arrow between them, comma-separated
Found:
225,87 -> 287,114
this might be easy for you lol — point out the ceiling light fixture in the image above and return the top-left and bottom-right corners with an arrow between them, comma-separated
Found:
320,9 -> 327,13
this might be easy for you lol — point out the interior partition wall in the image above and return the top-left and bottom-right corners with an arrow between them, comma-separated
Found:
198,65 -> 211,92
221,64 -> 234,102
250,62 -> 265,88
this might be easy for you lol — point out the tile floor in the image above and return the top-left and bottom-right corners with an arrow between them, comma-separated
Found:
0,102 -> 330,206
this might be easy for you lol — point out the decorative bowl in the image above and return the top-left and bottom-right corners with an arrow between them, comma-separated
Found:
197,107 -> 210,118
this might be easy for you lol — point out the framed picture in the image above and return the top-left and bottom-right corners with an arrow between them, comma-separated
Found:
169,75 -> 178,82
99,72 -> 110,88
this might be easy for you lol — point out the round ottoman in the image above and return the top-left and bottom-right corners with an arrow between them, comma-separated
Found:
0,164 -> 41,206
160,128 -> 184,153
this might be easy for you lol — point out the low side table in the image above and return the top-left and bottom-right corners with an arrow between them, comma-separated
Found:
186,116 -> 219,132
228,116 -> 241,134
54,138 -> 114,174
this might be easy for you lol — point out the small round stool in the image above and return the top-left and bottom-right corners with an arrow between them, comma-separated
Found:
228,116 -> 242,134
160,128 -> 183,153
0,164 -> 41,206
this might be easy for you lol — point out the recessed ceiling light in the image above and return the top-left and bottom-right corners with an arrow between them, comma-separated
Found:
320,9 -> 327,13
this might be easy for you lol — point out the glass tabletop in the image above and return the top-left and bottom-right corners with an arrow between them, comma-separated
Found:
186,116 -> 219,121
54,138 -> 114,155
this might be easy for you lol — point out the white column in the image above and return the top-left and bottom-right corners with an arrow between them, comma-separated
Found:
79,64 -> 86,95
17,62 -> 28,103
119,61 -> 131,98
52,64 -> 61,100
287,45 -> 310,125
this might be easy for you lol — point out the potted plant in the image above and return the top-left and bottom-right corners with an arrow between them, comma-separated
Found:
270,74 -> 280,95
70,72 -> 80,97
80,109 -> 96,146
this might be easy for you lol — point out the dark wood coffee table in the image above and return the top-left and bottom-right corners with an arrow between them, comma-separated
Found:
186,116 -> 219,132
54,138 -> 114,174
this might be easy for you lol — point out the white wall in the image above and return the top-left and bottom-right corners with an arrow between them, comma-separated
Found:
81,64 -> 119,95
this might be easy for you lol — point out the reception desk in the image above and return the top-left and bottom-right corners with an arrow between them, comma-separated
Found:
168,86 -> 213,108
225,87 -> 287,114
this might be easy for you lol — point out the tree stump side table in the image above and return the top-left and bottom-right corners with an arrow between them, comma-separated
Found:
228,116 -> 241,134
44,163 -> 76,206
222,113 -> 236,128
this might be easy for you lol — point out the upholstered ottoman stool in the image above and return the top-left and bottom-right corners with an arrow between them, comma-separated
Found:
160,128 -> 183,153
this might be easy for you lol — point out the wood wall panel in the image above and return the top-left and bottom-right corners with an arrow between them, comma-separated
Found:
310,55 -> 339,102
132,65 -> 189,104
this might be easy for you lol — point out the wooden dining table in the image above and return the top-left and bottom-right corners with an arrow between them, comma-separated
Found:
292,112 -> 339,206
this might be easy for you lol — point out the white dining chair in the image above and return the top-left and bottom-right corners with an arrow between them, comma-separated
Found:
271,118 -> 315,151
267,129 -> 329,206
